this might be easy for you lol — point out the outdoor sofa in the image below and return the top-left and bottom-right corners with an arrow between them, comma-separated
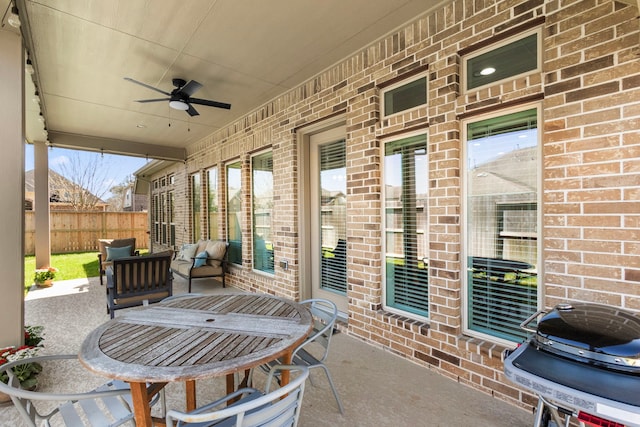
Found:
171,240 -> 228,292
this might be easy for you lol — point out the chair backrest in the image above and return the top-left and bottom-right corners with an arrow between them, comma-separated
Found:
166,365 -> 309,427
0,354 -> 144,427
111,253 -> 172,297
296,299 -> 338,363
108,252 -> 173,317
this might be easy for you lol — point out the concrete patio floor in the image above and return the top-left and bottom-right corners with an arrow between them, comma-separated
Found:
0,275 -> 533,426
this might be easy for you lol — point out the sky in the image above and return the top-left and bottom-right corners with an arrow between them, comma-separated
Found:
25,145 -> 150,198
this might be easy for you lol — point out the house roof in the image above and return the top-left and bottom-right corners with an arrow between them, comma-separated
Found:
24,169 -> 106,205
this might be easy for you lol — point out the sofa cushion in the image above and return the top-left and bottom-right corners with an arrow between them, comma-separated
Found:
206,241 -> 227,267
170,259 -> 193,277
196,239 -> 209,254
114,291 -> 170,305
190,265 -> 224,278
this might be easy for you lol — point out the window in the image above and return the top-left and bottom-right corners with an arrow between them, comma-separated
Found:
153,194 -> 159,243
464,107 -> 539,343
160,192 -> 167,244
191,173 -> 201,241
151,176 -> 174,247
382,73 -> 428,117
207,167 -> 219,240
168,190 -> 175,246
252,151 -> 274,274
319,139 -> 347,295
226,161 -> 242,265
383,134 -> 429,318
464,30 -> 540,92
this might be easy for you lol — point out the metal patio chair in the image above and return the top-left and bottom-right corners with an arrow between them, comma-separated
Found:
0,354 -> 161,427
257,298 -> 344,414
166,365 -> 309,427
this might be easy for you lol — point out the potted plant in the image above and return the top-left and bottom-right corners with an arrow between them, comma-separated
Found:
0,326 -> 44,402
34,267 -> 58,287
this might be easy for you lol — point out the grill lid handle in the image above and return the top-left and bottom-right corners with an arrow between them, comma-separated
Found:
520,309 -> 548,333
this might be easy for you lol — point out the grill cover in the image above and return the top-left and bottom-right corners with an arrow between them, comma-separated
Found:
533,302 -> 640,372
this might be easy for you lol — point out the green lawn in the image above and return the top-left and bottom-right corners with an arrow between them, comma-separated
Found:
24,252 -> 100,290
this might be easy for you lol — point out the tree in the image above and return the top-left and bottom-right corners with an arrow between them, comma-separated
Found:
106,176 -> 134,211
48,152 -> 113,211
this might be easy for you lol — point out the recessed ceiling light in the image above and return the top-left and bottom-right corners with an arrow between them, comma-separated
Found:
480,67 -> 496,76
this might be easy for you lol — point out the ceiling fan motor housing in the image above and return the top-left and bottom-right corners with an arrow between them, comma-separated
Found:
172,78 -> 187,88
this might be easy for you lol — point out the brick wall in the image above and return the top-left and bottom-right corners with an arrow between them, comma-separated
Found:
146,0 -> 640,412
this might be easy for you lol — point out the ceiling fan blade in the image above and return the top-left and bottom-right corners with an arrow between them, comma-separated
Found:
190,98 -> 231,110
135,98 -> 170,103
180,80 -> 203,96
124,77 -> 171,96
186,104 -> 200,116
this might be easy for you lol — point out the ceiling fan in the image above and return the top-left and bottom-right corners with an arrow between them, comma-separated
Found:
124,77 -> 231,116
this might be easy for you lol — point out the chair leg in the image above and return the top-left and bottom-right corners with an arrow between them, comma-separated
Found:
99,271 -> 104,286
318,365 -> 344,414
188,277 -> 192,293
222,275 -> 226,288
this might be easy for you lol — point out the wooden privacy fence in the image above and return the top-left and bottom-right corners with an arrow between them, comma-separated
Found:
25,211 -> 149,255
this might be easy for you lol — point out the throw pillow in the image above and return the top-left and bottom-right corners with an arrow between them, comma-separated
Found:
206,241 -> 227,267
193,251 -> 208,268
178,243 -> 198,261
106,245 -> 132,261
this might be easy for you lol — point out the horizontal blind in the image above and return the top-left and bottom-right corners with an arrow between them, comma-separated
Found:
319,140 -> 347,295
252,152 -> 274,274
226,161 -> 242,265
384,134 -> 429,317
466,108 -> 538,342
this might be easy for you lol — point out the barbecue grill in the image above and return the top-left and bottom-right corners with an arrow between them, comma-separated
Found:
503,302 -> 640,427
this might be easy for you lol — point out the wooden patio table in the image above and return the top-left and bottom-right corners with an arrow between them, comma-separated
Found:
79,293 -> 313,427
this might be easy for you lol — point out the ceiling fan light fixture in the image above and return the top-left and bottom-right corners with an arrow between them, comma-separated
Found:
169,100 -> 189,111
7,6 -> 20,28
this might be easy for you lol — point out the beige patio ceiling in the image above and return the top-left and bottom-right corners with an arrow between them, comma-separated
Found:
13,0 -> 447,161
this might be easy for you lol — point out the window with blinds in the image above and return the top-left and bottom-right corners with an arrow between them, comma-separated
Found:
384,134 -> 429,318
207,167 -> 219,240
252,151 -> 274,274
465,108 -> 539,343
168,190 -> 175,247
152,193 -> 159,244
152,179 -> 174,247
319,140 -> 347,294
226,161 -> 242,265
191,173 -> 201,241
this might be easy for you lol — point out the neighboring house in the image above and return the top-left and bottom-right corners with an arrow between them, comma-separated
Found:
24,169 -> 107,211
122,184 -> 148,212
133,0 -> 639,415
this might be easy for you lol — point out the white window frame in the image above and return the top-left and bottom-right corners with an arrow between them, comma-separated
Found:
381,129 -> 430,323
380,71 -> 429,120
226,159 -> 243,266
207,166 -> 219,240
462,27 -> 542,94
461,103 -> 543,347
250,149 -> 275,276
